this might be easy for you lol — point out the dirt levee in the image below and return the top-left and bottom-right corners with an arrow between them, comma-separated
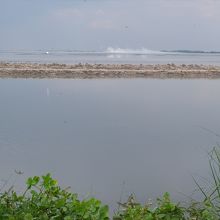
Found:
0,63 -> 220,79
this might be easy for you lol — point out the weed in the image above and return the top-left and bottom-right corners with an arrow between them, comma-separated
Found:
0,173 -> 109,220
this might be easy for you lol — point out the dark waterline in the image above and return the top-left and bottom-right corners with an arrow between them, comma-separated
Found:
0,79 -> 220,212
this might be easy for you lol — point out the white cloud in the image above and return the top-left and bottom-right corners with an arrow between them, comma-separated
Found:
95,9 -> 105,16
48,8 -> 84,22
89,20 -> 116,30
198,0 -> 220,19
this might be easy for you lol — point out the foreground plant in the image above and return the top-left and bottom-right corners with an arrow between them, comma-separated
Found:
113,192 -> 185,220
187,199 -> 218,220
0,174 -> 216,220
191,146 -> 220,219
0,173 -> 109,220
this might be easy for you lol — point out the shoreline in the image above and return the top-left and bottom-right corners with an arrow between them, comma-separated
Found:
1,62 -> 220,79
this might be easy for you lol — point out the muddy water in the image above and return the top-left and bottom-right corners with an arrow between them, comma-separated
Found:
0,79 -> 220,211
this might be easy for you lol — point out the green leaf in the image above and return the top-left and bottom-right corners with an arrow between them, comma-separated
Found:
64,217 -> 72,220
24,213 -> 33,220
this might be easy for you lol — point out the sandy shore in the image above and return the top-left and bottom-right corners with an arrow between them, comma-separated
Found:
0,63 -> 220,79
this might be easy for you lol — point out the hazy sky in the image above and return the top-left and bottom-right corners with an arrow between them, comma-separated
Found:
1,0 -> 220,51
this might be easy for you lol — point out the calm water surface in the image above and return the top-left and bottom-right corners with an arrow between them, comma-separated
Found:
0,79 -> 220,211
1,50 -> 220,65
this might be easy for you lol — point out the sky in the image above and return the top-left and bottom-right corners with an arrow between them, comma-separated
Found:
0,0 -> 220,51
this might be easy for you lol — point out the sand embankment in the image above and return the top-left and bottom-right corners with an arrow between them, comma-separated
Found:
0,63 -> 220,79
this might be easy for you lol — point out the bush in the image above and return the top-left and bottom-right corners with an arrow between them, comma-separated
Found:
0,174 -> 109,220
0,174 -> 215,219
187,200 -> 218,220
113,192 -> 185,220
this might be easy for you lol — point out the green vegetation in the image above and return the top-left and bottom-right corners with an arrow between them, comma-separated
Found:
1,147 -> 220,219
190,146 -> 220,219
114,193 -> 218,220
0,174 -> 109,220
114,146 -> 220,220
113,192 -> 185,220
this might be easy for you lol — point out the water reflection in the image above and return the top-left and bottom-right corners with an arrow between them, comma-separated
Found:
0,79 -> 220,211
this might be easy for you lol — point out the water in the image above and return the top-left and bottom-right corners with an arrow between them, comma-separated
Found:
1,49 -> 220,65
0,78 -> 220,212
